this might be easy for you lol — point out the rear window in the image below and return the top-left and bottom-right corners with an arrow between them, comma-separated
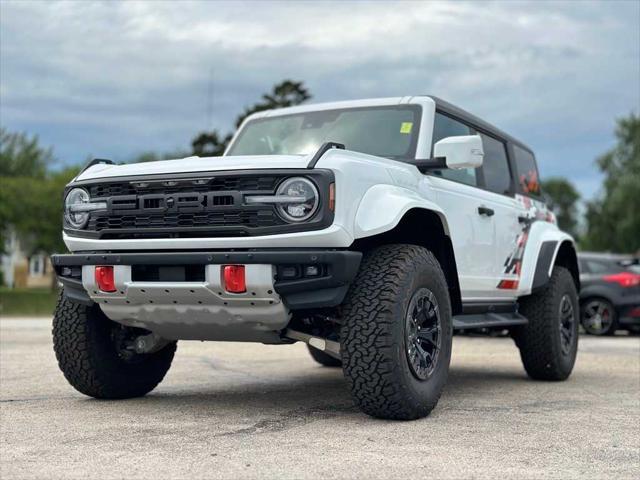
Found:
583,259 -> 626,275
513,145 -> 541,196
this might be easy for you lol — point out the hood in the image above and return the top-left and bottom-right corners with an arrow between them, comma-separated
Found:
74,154 -> 312,181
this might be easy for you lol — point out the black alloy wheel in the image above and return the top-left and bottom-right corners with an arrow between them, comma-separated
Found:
405,288 -> 442,381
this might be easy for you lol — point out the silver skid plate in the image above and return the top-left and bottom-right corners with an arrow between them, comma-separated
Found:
82,264 -> 289,343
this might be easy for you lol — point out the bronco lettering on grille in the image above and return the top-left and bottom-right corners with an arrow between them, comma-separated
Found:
107,192 -> 239,214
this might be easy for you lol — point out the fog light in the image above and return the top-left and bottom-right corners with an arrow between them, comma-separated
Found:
223,265 -> 246,293
95,266 -> 116,292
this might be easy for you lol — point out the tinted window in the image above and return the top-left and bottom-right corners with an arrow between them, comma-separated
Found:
431,112 -> 476,186
479,134 -> 511,194
514,145 -> 541,196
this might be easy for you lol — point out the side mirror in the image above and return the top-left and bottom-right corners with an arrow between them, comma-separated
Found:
434,135 -> 484,169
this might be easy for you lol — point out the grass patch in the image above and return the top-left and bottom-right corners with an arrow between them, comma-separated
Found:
0,288 -> 59,316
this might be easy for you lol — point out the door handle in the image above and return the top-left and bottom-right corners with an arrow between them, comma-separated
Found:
477,206 -> 494,217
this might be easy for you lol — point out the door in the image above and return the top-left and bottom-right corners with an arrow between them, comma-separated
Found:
474,132 -> 522,298
427,112 -> 500,299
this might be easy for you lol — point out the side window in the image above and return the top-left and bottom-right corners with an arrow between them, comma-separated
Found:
514,145 -> 541,196
479,133 -> 511,195
431,112 -> 477,186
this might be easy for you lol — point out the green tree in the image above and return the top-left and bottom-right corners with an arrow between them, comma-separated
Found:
0,180 -> 11,254
583,113 -> 640,253
191,79 -> 311,156
1,129 -> 55,253
191,131 -> 232,157
0,128 -> 54,178
2,170 -> 75,256
541,177 -> 580,239
233,79 -> 311,129
0,129 -> 78,262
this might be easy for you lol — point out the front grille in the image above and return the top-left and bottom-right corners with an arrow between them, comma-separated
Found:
82,175 -> 285,238
65,170 -> 334,239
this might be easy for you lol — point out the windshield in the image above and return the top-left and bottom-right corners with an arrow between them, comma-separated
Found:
227,105 -> 421,160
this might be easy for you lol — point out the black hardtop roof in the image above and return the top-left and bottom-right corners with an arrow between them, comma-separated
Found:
426,95 -> 534,154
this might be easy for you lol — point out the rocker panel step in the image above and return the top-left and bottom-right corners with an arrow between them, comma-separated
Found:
453,312 -> 528,330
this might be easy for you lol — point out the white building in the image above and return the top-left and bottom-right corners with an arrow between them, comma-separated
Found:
1,229 -> 53,288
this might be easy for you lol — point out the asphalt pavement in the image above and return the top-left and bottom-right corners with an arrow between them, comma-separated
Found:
1,317 -> 638,479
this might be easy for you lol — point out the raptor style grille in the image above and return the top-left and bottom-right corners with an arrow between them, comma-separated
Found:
79,175 -> 286,238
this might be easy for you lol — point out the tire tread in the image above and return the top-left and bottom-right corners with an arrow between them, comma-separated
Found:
340,244 -> 451,420
52,292 -> 176,399
515,266 -> 578,381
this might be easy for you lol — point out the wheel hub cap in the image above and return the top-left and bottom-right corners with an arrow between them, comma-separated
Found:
405,288 -> 441,380
583,301 -> 612,334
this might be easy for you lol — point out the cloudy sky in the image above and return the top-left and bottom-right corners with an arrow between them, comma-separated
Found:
1,0 -> 639,199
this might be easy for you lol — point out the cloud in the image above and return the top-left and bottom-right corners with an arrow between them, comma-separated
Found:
1,0 -> 638,199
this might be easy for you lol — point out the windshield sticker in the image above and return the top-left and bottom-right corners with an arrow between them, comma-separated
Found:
400,122 -> 413,134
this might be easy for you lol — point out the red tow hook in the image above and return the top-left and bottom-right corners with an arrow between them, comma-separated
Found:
223,265 -> 246,293
95,266 -> 117,292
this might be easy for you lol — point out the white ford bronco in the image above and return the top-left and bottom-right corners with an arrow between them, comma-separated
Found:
52,96 -> 580,420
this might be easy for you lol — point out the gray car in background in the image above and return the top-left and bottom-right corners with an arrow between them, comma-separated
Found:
578,252 -> 640,335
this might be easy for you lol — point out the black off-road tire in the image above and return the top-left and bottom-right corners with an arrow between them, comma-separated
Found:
52,291 -> 177,399
307,345 -> 342,367
340,244 -> 452,420
513,266 -> 578,381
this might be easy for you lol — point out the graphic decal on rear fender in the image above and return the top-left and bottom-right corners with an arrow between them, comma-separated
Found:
498,195 -> 555,289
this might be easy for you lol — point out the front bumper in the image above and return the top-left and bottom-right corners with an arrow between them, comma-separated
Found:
52,250 -> 361,342
63,221 -> 354,251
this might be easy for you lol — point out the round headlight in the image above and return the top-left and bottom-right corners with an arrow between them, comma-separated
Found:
64,188 -> 90,229
275,177 -> 319,222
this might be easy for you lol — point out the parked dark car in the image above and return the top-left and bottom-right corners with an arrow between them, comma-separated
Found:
578,253 -> 640,335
